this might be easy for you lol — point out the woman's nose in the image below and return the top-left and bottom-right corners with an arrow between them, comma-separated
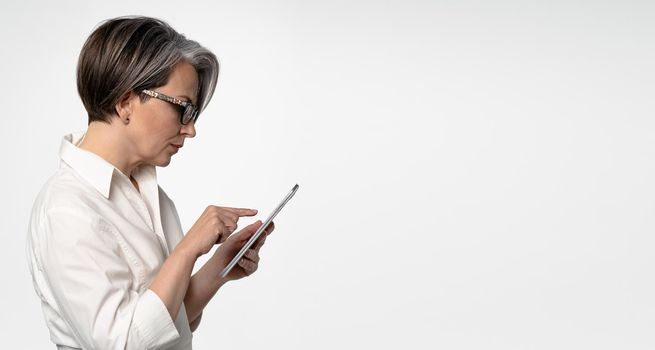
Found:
181,120 -> 196,138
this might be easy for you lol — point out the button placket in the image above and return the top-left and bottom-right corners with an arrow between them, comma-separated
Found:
129,175 -> 172,258
140,173 -> 171,257
133,188 -> 170,257
135,194 -> 154,232
125,184 -> 154,232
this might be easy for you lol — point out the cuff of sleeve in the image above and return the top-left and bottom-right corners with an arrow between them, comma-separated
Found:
132,289 -> 181,349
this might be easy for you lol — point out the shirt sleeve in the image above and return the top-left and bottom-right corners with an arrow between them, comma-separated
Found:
38,207 -> 181,349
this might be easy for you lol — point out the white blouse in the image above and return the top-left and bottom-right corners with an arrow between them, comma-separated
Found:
26,131 -> 194,349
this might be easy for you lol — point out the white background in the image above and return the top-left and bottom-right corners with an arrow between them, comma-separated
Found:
1,0 -> 654,348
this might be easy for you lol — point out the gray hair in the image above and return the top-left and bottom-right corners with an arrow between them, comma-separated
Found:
77,15 -> 219,124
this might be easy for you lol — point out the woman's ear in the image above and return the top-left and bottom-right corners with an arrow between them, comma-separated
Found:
114,91 -> 138,124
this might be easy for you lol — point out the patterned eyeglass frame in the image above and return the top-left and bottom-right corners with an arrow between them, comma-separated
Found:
141,89 -> 199,125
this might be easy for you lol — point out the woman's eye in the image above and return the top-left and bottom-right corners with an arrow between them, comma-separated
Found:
171,104 -> 185,114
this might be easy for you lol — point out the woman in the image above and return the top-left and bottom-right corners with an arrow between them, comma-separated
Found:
25,16 -> 274,349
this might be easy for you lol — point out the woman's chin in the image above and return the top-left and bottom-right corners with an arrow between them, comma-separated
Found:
159,157 -> 173,166
151,154 -> 173,167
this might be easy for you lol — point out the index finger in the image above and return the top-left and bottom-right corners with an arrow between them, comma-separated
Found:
222,207 -> 258,217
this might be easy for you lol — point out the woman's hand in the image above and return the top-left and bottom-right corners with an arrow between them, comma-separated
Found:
214,220 -> 275,283
180,206 -> 258,259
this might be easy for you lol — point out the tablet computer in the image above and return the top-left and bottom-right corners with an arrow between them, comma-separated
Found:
220,184 -> 300,278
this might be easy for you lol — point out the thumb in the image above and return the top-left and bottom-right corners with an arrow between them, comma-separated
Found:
233,220 -> 263,241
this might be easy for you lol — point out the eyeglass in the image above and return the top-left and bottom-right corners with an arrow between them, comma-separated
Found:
141,89 -> 199,125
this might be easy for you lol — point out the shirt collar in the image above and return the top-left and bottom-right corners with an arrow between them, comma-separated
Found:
59,131 -> 157,199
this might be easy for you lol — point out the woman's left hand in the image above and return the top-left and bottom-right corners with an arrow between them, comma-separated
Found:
213,220 -> 275,283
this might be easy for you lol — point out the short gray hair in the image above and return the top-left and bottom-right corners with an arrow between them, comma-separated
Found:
77,16 -> 219,124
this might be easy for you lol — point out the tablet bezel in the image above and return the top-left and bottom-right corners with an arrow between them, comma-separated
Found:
219,184 -> 299,278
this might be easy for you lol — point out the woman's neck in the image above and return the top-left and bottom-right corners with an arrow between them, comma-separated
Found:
78,121 -> 142,179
